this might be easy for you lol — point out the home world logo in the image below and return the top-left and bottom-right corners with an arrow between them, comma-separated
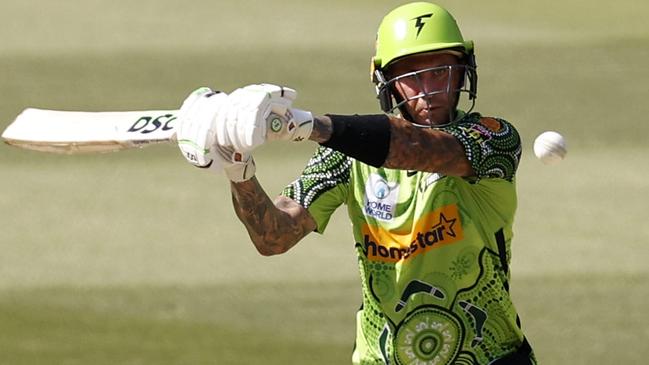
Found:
364,174 -> 399,221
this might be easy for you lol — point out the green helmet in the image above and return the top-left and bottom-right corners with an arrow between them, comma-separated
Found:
373,2 -> 473,70
371,2 -> 477,120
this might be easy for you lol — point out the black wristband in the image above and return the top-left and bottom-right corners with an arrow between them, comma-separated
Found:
320,114 -> 391,168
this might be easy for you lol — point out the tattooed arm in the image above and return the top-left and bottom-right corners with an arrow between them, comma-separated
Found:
309,115 -> 474,177
230,177 -> 317,256
384,116 -> 474,176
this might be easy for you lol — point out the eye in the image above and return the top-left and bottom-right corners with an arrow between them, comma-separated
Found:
430,68 -> 447,77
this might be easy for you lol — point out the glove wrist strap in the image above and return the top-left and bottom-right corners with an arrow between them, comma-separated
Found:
224,158 -> 256,182
288,109 -> 314,142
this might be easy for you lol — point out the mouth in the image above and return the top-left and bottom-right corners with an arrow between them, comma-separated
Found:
417,106 -> 442,116
413,107 -> 449,125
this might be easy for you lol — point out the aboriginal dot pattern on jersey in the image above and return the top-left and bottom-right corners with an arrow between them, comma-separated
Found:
453,248 -> 523,363
441,113 -> 522,182
282,146 -> 351,208
357,253 -> 394,359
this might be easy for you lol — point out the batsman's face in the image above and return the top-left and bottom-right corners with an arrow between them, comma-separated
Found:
386,52 -> 465,126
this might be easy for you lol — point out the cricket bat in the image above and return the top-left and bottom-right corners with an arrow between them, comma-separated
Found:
2,108 -> 178,154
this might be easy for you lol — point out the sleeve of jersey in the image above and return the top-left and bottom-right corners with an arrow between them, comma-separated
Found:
281,146 -> 352,233
441,116 -> 522,181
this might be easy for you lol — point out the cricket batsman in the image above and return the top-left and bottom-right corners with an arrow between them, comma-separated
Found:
176,2 -> 536,364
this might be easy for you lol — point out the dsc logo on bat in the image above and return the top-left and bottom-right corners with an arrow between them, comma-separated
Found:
127,114 -> 176,134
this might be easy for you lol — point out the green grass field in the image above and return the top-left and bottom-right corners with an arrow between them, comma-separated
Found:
1,1 -> 648,364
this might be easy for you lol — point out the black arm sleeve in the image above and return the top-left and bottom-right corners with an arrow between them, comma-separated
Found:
320,114 -> 391,167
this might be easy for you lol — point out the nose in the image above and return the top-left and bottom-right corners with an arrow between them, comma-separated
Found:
408,69 -> 448,99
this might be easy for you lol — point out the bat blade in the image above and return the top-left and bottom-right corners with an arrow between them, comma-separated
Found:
2,108 -> 179,154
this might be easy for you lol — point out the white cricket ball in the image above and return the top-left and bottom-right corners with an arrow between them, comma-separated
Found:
533,131 -> 567,165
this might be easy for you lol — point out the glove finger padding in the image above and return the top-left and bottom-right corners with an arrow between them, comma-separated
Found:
247,84 -> 297,102
216,87 -> 268,151
214,84 -> 297,152
177,87 -> 227,173
258,84 -> 295,124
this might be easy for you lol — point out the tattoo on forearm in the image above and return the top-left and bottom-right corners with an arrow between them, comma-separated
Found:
230,178 -> 315,255
309,116 -> 333,143
384,116 -> 474,176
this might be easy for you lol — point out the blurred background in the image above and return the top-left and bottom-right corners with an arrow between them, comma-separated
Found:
1,0 -> 648,363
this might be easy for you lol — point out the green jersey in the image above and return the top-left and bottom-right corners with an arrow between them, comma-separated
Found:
282,113 -> 534,364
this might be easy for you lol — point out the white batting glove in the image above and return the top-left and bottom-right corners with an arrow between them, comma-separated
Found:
215,84 -> 314,152
176,87 -> 256,182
